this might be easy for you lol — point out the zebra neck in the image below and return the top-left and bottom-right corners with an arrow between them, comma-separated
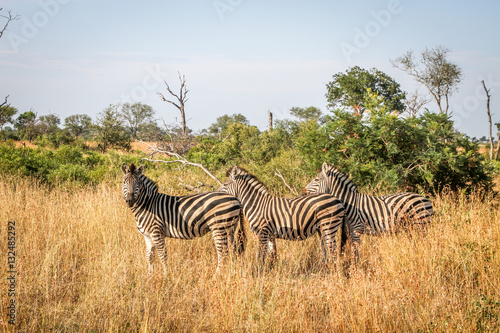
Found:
237,183 -> 270,217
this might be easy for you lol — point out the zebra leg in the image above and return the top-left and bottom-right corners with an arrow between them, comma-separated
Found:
257,230 -> 272,266
318,220 -> 340,266
267,236 -> 277,263
153,235 -> 168,276
211,227 -> 230,275
144,235 -> 156,275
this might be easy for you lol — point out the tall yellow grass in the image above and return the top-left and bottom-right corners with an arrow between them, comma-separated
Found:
0,171 -> 499,332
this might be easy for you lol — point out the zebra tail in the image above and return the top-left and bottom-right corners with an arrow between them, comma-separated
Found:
340,215 -> 350,255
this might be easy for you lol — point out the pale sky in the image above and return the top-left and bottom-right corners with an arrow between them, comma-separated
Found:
1,0 -> 499,138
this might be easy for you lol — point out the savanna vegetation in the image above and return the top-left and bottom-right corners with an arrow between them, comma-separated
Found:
1,45 -> 499,331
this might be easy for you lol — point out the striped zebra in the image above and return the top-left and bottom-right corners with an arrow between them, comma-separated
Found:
305,162 -> 434,257
219,166 -> 345,265
121,163 -> 245,275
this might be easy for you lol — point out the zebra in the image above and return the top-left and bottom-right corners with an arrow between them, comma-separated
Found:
305,162 -> 434,258
121,162 -> 245,275
218,166 -> 345,265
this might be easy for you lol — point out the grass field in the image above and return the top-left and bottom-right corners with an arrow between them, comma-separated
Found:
0,170 -> 499,332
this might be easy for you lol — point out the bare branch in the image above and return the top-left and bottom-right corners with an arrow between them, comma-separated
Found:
0,95 -> 9,108
139,140 -> 223,186
274,169 -> 299,196
0,9 -> 19,40
178,177 -> 216,192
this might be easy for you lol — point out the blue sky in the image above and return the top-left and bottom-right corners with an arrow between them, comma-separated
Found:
1,0 -> 499,138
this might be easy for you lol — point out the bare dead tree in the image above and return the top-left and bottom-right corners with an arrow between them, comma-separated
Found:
1,9 -> 19,107
482,80 -> 494,160
158,72 -> 189,137
0,95 -> 9,108
268,110 -> 273,130
0,8 -> 19,40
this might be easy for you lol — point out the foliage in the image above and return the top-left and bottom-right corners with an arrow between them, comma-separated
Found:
121,102 -> 155,139
289,106 -> 323,122
94,104 -> 131,152
326,66 -> 406,114
0,104 -> 17,130
64,114 -> 92,138
14,110 -> 38,142
296,91 -> 493,193
207,113 -> 249,137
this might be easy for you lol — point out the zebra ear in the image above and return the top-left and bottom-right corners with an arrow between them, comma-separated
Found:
229,167 -> 237,180
321,162 -> 329,174
121,162 -> 128,174
137,165 -> 144,175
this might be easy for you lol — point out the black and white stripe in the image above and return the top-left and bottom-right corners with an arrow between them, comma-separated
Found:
121,163 -> 245,274
219,166 -> 345,265
305,163 -> 434,256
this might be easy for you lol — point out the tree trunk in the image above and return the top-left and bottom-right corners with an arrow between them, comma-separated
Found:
268,110 -> 273,130
482,80 -> 493,160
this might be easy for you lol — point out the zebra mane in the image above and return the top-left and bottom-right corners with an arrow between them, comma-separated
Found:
139,173 -> 159,193
323,164 -> 359,193
226,166 -> 270,195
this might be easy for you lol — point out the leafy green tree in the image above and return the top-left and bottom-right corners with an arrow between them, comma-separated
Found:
208,113 -> 249,137
15,111 -> 38,142
0,104 -> 17,130
297,91 -> 492,193
290,106 -> 322,122
38,114 -> 60,135
94,105 -> 131,152
391,46 -> 463,115
64,114 -> 92,138
326,66 -> 406,115
121,103 -> 155,139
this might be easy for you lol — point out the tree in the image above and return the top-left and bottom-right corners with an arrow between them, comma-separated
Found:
0,104 -> 17,130
391,46 -> 463,115
0,8 -> 18,40
38,114 -> 60,135
326,66 -> 406,115
94,105 -> 131,152
208,113 -> 249,137
158,72 -> 189,137
1,9 -> 19,108
482,80 -> 494,159
121,103 -> 155,139
290,106 -> 322,122
403,89 -> 430,117
15,110 -> 38,142
64,114 -> 92,138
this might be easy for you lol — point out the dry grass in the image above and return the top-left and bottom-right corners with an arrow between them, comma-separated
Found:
0,171 -> 499,332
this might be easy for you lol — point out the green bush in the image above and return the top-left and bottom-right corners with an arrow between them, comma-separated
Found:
295,92 -> 494,194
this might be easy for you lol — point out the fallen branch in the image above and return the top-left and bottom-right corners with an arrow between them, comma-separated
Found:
178,177 -> 217,192
274,169 -> 299,196
139,140 -> 223,186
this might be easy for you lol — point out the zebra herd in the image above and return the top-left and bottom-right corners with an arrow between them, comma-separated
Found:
121,162 -> 434,274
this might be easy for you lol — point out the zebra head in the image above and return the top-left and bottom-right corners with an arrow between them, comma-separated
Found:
305,162 -> 358,197
218,166 -> 244,197
121,162 -> 144,207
